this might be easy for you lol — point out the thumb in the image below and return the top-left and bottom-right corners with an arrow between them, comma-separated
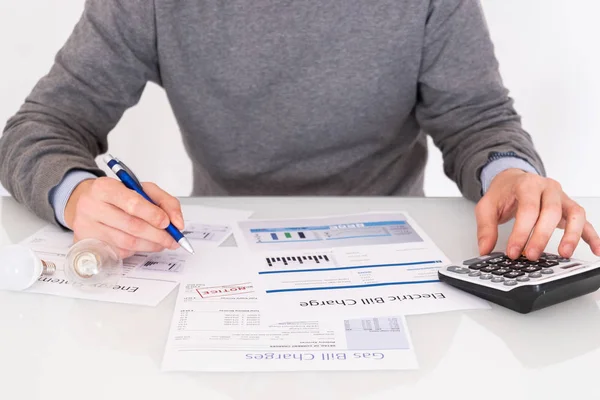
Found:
142,182 -> 185,230
475,197 -> 499,255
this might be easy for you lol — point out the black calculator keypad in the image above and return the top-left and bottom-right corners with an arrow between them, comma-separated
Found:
455,252 -> 569,283
511,263 -> 527,269
492,268 -> 511,276
469,262 -> 489,270
538,261 -> 559,268
499,260 -> 515,267
504,271 -> 525,279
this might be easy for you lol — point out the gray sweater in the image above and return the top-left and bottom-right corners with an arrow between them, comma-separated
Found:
0,0 -> 544,224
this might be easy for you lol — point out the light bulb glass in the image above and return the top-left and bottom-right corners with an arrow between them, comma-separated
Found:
0,245 -> 43,291
64,239 -> 123,287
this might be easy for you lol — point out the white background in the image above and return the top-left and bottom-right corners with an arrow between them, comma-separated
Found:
0,0 -> 598,198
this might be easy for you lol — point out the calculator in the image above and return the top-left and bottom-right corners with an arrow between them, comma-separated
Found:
438,252 -> 600,313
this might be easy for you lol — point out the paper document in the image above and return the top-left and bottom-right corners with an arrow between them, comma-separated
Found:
177,204 -> 254,248
234,212 -> 490,320
162,250 -> 418,372
17,205 -> 253,306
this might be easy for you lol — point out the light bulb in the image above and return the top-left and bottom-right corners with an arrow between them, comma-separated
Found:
0,239 -> 123,292
0,245 -> 56,291
64,239 -> 123,287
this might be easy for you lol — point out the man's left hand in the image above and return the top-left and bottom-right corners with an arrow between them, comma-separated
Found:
476,168 -> 600,260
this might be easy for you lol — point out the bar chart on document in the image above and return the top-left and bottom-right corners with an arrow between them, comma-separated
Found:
248,218 -> 423,249
139,256 -> 184,272
236,213 -> 451,294
181,222 -> 232,243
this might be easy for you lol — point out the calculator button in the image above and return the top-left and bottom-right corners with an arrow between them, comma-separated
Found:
511,263 -> 527,269
558,258 -> 571,263
468,271 -> 481,277
491,276 -> 504,283
523,266 -> 541,273
463,252 -> 504,265
541,268 -> 554,275
469,262 -> 489,270
481,266 -> 499,273
480,273 -> 493,280
517,276 -> 530,282
544,254 -> 559,260
492,268 -> 510,276
447,266 -> 470,274
504,271 -> 525,279
504,280 -> 518,286
539,261 -> 559,268
499,260 -> 515,267
488,257 -> 505,264
529,271 -> 542,278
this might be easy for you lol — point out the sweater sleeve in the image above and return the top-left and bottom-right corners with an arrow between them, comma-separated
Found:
0,0 -> 159,224
415,0 -> 546,202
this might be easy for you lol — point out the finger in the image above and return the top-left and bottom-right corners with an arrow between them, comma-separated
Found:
581,221 -> 600,256
74,233 -> 136,260
525,188 -> 563,260
90,201 -> 178,250
77,221 -> 167,254
94,179 -> 171,230
475,197 -> 499,255
97,224 -> 167,254
506,185 -> 543,259
116,248 -> 136,259
142,182 -> 185,230
557,198 -> 586,258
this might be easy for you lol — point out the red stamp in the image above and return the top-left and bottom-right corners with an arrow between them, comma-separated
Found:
196,282 -> 254,299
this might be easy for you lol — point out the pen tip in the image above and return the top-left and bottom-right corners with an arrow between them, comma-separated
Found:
179,238 -> 195,255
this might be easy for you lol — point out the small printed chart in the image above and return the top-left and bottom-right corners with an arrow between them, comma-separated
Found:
139,254 -> 186,273
182,222 -> 231,243
264,252 -> 335,268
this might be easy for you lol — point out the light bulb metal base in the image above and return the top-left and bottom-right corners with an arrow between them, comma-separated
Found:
41,260 -> 56,276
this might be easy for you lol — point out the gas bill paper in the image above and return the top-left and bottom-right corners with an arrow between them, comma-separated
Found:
234,212 -> 490,320
161,250 -> 418,372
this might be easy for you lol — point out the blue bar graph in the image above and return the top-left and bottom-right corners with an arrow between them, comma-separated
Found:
271,233 -> 278,240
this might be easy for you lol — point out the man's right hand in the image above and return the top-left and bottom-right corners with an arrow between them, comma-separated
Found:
64,177 -> 185,259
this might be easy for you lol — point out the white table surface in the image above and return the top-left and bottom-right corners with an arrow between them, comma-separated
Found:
2,196 -> 600,400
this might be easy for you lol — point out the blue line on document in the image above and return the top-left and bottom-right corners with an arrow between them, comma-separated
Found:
257,239 -> 322,244
249,221 -> 407,233
265,279 -> 441,293
324,234 -> 391,240
258,260 -> 442,275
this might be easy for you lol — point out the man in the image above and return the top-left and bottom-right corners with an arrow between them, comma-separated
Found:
1,0 -> 598,260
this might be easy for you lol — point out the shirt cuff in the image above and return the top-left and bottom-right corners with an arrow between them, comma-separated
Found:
480,157 -> 539,194
49,170 -> 98,228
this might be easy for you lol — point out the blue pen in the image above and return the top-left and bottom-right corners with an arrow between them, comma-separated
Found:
103,154 -> 195,255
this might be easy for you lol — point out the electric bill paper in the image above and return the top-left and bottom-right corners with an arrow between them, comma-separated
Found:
234,212 -> 490,320
161,250 -> 418,372
18,205 -> 252,306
